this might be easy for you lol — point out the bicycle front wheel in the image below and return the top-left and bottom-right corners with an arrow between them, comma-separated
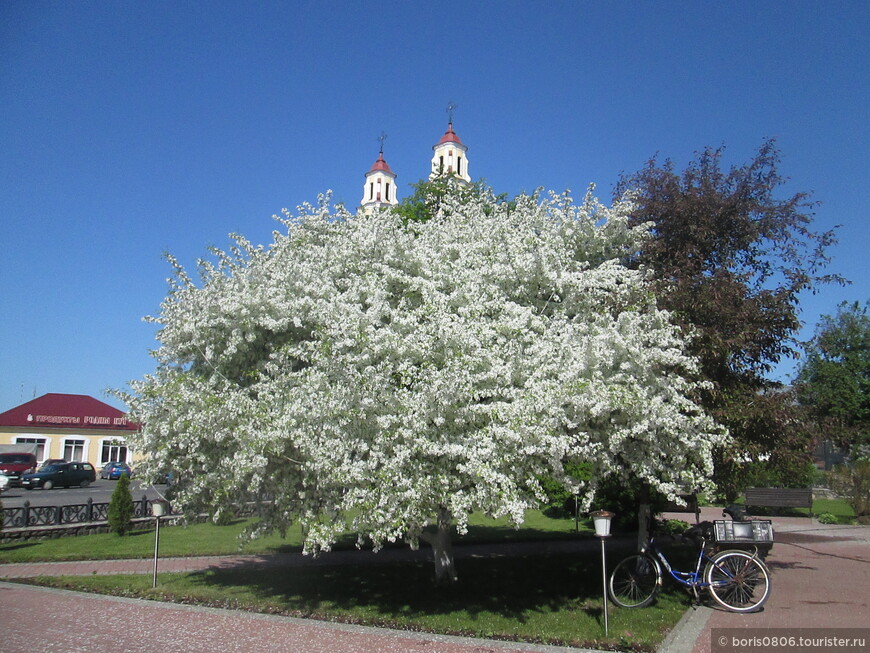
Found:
609,553 -> 661,608
704,550 -> 771,613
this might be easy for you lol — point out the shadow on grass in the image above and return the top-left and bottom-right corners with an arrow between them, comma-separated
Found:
189,552 -> 606,623
261,524 -> 584,556
462,523 -> 583,544
0,541 -> 40,552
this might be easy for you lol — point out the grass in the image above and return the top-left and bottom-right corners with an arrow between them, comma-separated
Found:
812,497 -> 857,523
0,510 -> 589,563
24,549 -> 690,651
1,510 -> 693,650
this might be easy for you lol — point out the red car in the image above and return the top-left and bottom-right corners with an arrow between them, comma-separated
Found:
0,452 -> 38,487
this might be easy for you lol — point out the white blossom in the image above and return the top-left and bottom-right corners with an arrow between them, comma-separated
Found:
120,186 -> 727,574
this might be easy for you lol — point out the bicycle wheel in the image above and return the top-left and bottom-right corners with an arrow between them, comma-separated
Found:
704,550 -> 771,613
608,554 -> 661,608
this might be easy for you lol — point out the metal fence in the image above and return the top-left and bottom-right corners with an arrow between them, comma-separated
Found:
1,495 -> 152,529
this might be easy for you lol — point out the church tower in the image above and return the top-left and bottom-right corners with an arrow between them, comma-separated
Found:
360,135 -> 397,213
430,104 -> 470,185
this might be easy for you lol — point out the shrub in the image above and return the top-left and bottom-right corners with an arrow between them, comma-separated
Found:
740,460 -> 818,491
539,462 -> 591,519
107,473 -> 135,535
816,512 -> 838,524
591,476 -> 674,531
829,461 -> 870,517
660,519 -> 691,536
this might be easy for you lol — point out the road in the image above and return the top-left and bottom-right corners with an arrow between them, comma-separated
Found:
0,480 -> 170,508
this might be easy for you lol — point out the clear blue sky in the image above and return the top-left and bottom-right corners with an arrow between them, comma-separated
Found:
1,1 -> 867,411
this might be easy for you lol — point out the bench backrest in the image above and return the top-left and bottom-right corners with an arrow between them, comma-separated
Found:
744,487 -> 813,508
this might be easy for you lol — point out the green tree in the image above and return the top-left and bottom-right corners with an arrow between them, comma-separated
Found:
797,300 -> 870,452
616,140 -> 842,500
108,472 -> 135,536
394,175 -> 509,224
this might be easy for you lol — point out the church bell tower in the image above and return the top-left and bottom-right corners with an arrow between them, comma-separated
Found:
360,133 -> 398,213
430,103 -> 470,185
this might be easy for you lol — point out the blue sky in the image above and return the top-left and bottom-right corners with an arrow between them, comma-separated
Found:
1,1 -> 867,411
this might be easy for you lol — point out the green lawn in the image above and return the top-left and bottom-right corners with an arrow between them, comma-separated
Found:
1,510 -> 693,650
0,510 -> 588,563
26,549 -> 689,651
812,497 -> 857,523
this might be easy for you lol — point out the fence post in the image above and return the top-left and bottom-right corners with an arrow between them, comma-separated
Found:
86,497 -> 94,522
23,500 -> 31,527
55,504 -> 63,525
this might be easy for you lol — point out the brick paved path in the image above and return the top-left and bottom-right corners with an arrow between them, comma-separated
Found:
0,581 -> 600,653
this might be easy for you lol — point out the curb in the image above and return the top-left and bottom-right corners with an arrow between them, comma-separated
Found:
657,604 -> 712,653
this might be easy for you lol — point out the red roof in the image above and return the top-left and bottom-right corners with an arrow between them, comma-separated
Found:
367,152 -> 395,176
0,393 -> 139,431
436,122 -> 464,146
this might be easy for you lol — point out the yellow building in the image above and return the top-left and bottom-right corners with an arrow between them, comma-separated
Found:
0,393 -> 138,468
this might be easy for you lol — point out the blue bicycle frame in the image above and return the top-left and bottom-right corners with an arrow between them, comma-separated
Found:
646,535 -> 720,591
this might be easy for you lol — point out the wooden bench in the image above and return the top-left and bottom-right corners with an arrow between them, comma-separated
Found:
660,493 -> 700,523
744,487 -> 813,517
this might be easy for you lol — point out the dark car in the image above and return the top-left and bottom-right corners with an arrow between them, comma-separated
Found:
100,462 -> 132,480
22,462 -> 96,490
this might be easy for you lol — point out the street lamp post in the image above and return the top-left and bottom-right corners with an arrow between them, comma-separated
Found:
151,500 -> 167,589
591,509 -> 614,637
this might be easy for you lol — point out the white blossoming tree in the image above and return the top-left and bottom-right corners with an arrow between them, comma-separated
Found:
120,186 -> 727,582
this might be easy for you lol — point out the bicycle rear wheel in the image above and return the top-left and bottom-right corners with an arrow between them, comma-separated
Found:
608,553 -> 661,608
704,550 -> 771,612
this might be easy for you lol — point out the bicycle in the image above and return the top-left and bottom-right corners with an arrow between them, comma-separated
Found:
608,519 -> 772,613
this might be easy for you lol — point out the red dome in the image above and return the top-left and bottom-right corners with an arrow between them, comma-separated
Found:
436,122 -> 464,146
368,152 -> 395,175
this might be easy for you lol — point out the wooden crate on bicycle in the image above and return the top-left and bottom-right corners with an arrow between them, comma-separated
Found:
713,519 -> 773,557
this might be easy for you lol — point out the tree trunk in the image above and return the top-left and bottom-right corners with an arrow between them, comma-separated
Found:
419,507 -> 458,584
636,484 -> 651,553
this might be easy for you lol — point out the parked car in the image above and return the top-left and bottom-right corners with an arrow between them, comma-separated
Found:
0,452 -> 38,487
100,461 -> 132,480
21,462 -> 96,490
